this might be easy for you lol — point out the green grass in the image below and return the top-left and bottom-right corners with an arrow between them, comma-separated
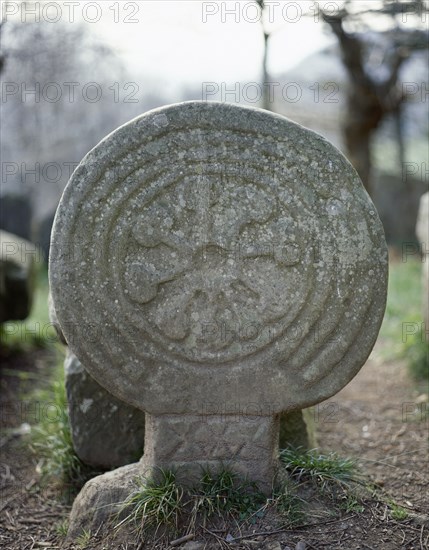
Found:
389,502 -> 409,521
55,519 -> 69,537
279,447 -> 368,521
271,482 -> 306,526
339,494 -> 365,514
116,469 -> 184,534
280,447 -> 361,492
30,360 -> 100,493
116,467 -> 268,536
379,258 -> 428,381
75,528 -> 92,549
115,453 -> 365,538
191,468 -> 265,521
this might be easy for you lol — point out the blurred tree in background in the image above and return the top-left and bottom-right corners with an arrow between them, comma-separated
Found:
0,3 -> 131,253
256,0 -> 428,196
322,0 -> 428,194
1,11 -> 124,194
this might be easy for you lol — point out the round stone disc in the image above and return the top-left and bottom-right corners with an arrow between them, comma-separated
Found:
49,101 -> 388,415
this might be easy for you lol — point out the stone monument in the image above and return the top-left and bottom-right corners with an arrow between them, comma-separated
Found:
49,101 -> 388,536
1,230 -> 36,323
416,192 -> 428,330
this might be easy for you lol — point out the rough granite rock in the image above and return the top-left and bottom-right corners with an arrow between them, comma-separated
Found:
67,462 -> 141,539
0,230 -> 36,323
279,409 -> 316,450
64,349 -> 145,469
49,101 -> 388,536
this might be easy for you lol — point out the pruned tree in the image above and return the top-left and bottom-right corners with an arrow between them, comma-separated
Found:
321,0 -> 428,194
255,0 -> 428,195
255,0 -> 272,111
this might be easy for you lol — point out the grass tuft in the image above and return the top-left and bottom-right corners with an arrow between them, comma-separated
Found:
55,519 -> 69,537
389,502 -> 409,521
272,482 -> 306,526
75,528 -> 92,549
191,467 -> 265,522
115,449 -> 370,538
116,469 -> 184,534
280,447 -> 361,492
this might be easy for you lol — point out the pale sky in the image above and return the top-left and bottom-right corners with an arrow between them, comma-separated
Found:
86,1 -> 335,89
3,0 -> 421,93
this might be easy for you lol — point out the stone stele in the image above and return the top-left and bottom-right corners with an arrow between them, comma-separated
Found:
49,101 -> 388,536
416,192 -> 428,329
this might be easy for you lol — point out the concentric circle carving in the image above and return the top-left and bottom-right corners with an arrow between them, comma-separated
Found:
49,102 -> 388,414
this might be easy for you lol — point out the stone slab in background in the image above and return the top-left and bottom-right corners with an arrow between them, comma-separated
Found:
279,409 -> 317,450
0,194 -> 32,242
373,174 -> 427,245
0,230 -> 36,323
64,349 -> 145,469
416,192 -> 428,329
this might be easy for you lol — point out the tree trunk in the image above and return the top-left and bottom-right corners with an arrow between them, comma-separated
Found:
262,31 -> 271,111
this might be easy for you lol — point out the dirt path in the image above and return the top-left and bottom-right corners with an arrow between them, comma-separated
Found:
313,339 -> 428,548
1,340 -> 428,549
317,340 -> 428,509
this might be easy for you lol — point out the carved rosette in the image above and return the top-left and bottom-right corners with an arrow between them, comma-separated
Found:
49,102 -> 388,415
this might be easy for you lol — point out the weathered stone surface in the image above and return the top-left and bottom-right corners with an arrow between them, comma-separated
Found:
48,291 -> 67,344
50,101 -> 387,416
416,192 -> 428,329
50,297 -> 303,467
64,349 -> 145,469
0,230 -> 36,323
142,413 -> 280,490
67,462 -> 141,539
49,101 -> 387,534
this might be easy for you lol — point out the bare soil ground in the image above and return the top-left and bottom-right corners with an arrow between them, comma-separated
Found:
1,339 -> 428,550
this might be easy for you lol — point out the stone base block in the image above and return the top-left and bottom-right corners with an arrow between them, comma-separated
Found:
67,412 -> 282,538
142,413 -> 280,493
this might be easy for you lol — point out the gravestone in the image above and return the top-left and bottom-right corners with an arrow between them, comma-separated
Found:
0,194 -> 32,242
49,101 -> 388,536
0,230 -> 36,323
416,192 -> 428,330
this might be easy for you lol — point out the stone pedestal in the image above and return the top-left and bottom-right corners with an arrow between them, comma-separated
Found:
142,413 -> 280,492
